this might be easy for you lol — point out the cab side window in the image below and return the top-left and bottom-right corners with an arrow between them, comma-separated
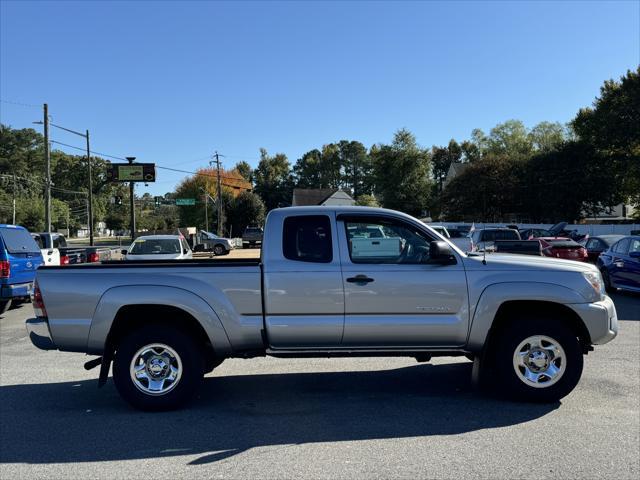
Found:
282,215 -> 332,263
344,218 -> 432,264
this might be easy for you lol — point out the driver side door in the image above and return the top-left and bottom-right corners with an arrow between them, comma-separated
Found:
337,214 -> 469,348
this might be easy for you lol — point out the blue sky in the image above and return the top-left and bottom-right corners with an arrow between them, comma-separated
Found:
1,0 -> 638,195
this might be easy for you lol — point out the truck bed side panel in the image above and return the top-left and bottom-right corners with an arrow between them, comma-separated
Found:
37,264 -> 262,354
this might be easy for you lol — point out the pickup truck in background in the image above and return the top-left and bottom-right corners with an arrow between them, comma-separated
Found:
27,206 -> 617,410
31,232 -> 113,265
1,224 -> 43,314
241,226 -> 263,248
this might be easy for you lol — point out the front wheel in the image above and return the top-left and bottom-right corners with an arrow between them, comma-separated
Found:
491,317 -> 583,403
113,325 -> 204,410
601,268 -> 614,293
213,244 -> 225,256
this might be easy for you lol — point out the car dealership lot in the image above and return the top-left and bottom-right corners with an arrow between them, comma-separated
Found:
1,295 -> 638,479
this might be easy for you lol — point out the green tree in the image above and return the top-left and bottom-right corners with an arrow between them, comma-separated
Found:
528,121 -> 568,152
486,120 -> 533,159
254,148 -> 293,211
371,129 -> 432,216
234,161 -> 253,183
355,194 -> 379,207
226,191 -> 266,236
572,67 -> 640,205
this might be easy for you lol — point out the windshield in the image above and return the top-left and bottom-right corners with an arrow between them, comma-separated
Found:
129,239 -> 181,255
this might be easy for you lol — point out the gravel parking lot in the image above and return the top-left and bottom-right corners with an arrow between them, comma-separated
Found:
1,294 -> 638,479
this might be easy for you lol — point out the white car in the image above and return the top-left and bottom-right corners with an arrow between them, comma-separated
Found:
122,235 -> 192,261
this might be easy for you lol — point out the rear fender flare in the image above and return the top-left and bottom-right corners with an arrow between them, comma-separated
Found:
87,285 -> 232,355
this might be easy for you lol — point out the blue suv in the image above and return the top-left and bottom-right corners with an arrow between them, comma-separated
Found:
1,224 -> 44,314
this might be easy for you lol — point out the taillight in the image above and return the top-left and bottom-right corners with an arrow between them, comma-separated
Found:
0,260 -> 9,278
87,252 -> 99,263
32,280 -> 47,318
60,255 -> 70,265
580,248 -> 588,258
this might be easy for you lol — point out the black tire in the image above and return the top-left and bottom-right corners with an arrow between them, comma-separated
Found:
113,325 -> 204,411
213,244 -> 225,256
242,243 -> 248,249
601,268 -> 614,293
491,316 -> 583,403
0,300 -> 11,315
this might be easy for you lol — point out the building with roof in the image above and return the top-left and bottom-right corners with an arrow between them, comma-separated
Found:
292,188 -> 355,207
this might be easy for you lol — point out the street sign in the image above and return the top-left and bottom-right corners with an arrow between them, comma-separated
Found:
175,198 -> 196,206
107,163 -> 156,182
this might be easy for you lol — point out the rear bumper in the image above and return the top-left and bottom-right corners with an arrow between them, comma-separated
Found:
25,317 -> 56,350
568,295 -> 618,345
1,282 -> 33,299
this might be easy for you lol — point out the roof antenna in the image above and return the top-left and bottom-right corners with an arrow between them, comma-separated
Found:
482,248 -> 487,265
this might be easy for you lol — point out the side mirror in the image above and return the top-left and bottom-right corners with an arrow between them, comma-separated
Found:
428,241 -> 456,265
121,249 -> 128,256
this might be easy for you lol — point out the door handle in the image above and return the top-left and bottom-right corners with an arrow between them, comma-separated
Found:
346,275 -> 375,284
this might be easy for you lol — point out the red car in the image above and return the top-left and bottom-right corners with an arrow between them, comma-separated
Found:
539,237 -> 588,262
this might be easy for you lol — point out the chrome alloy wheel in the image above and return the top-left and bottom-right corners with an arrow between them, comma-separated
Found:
512,335 -> 566,389
129,343 -> 182,396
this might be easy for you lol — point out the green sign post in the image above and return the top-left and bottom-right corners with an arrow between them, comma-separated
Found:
175,198 -> 196,206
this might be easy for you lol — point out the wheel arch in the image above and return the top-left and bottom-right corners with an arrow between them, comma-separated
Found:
87,285 -> 232,357
467,282 -> 592,353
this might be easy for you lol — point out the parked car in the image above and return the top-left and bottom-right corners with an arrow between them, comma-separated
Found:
193,231 -> 233,256
597,235 -> 640,293
583,235 -> 625,263
469,228 -> 521,252
122,235 -> 192,261
1,224 -> 43,314
539,237 -> 588,262
242,226 -> 263,248
27,206 -> 617,410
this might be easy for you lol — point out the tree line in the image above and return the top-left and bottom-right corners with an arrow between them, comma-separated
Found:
1,67 -> 637,236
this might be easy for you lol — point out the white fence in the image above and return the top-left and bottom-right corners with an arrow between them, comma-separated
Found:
438,223 -> 640,236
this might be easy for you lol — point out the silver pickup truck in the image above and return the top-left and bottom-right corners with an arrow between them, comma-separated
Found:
26,206 -> 618,410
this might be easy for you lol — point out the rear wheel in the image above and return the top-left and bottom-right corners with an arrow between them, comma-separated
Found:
491,316 -> 583,403
113,325 -> 204,411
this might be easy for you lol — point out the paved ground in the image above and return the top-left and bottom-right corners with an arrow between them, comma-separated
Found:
0,294 -> 638,479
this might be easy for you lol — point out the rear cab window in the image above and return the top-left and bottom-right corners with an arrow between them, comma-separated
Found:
0,227 -> 41,254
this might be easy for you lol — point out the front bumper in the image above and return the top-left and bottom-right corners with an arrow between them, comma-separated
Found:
25,317 -> 56,350
568,295 -> 618,345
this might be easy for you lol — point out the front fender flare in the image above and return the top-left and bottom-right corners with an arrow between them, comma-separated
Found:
86,285 -> 232,356
466,282 -> 586,352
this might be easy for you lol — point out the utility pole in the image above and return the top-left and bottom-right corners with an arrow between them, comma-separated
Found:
126,157 -> 136,241
212,151 -> 222,236
204,191 -> 209,232
86,130 -> 94,246
12,174 -> 16,224
43,104 -> 51,233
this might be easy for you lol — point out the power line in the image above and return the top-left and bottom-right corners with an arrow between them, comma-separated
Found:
0,99 -> 41,108
50,140 -> 127,161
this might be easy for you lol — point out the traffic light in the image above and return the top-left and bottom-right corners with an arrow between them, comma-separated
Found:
115,196 -> 123,206
154,196 -> 162,206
